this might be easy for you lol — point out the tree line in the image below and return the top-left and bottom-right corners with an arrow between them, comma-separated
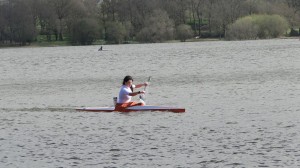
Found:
0,0 -> 300,46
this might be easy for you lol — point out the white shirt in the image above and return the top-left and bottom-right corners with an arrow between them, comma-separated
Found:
117,85 -> 136,103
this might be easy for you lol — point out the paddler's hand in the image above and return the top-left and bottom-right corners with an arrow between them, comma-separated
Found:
144,82 -> 149,86
139,91 -> 146,94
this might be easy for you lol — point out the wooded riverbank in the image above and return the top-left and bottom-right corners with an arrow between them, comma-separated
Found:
0,0 -> 300,47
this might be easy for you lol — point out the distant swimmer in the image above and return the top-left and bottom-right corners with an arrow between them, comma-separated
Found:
98,46 -> 103,51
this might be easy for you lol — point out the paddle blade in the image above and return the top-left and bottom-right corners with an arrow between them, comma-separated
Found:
139,98 -> 146,105
139,94 -> 146,102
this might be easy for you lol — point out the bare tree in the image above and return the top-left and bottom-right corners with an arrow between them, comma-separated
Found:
286,0 -> 300,13
0,0 -> 36,45
285,0 -> 300,33
189,0 -> 198,35
0,2 -> 6,43
102,0 -> 118,21
49,0 -> 73,41
204,0 -> 217,36
195,0 -> 206,37
188,0 -> 220,37
160,0 -> 187,26
212,0 -> 247,37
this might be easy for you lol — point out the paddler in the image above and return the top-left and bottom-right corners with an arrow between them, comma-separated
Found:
115,76 -> 148,111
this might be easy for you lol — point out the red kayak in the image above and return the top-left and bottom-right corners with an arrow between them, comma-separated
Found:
76,105 -> 185,113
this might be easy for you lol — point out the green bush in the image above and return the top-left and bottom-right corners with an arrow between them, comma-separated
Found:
105,22 -> 126,44
253,14 -> 289,38
226,14 -> 289,40
136,10 -> 175,43
70,18 -> 99,45
226,16 -> 259,40
176,24 -> 193,42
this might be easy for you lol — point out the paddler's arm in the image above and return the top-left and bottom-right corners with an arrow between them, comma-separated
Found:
135,83 -> 148,88
129,91 -> 145,96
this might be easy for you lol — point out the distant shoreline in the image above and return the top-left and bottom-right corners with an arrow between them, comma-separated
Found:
0,36 -> 298,48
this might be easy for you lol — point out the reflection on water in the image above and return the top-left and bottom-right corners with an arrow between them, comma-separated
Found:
0,39 -> 300,167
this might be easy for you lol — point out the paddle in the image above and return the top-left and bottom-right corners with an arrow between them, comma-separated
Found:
139,76 -> 151,104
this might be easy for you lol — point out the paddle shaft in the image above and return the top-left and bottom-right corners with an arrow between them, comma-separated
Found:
143,76 -> 151,91
140,76 -> 151,101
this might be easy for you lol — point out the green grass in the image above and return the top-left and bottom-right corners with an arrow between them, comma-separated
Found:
31,35 -> 70,47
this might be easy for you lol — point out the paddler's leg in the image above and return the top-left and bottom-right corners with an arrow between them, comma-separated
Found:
115,103 -> 129,112
128,101 -> 144,106
115,102 -> 145,112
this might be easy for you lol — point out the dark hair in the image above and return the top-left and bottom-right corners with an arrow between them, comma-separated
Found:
122,75 -> 134,92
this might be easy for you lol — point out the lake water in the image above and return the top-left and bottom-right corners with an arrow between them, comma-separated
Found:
0,39 -> 300,167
